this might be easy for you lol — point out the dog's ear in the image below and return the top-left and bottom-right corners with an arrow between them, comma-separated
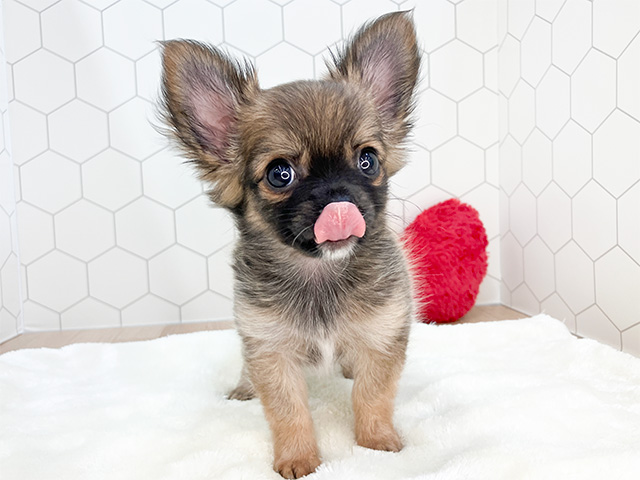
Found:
328,11 -> 420,145
160,40 -> 258,209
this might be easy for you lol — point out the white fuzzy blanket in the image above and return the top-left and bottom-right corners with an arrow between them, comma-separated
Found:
1,315 -> 640,480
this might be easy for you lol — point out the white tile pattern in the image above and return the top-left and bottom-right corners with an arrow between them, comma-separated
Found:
0,0 -> 637,356
499,0 -> 640,353
0,0 -> 21,343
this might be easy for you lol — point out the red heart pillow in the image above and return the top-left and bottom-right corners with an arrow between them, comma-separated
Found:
403,199 -> 488,323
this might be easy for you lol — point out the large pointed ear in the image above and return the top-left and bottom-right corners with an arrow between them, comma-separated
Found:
328,11 -> 420,144
160,40 -> 258,209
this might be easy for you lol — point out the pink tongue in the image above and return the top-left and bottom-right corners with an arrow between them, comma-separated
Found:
314,202 -> 366,244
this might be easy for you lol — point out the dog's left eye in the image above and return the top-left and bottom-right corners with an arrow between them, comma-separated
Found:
266,160 -> 296,189
358,148 -> 380,177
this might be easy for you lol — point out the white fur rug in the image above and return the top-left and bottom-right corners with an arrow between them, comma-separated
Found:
2,315 -> 640,480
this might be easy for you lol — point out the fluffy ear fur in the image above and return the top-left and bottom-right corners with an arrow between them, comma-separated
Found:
328,11 -> 420,145
160,40 -> 258,209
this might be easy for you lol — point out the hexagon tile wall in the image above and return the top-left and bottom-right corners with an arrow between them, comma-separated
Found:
0,0 -> 637,357
0,2 -> 23,345
498,0 -> 640,355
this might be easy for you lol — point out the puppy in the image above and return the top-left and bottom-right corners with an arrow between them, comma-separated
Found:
160,11 -> 420,478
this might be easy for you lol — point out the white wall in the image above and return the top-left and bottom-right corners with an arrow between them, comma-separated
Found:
0,0 -> 637,356
0,0 -> 23,343
1,0 -> 502,337
498,0 -> 640,355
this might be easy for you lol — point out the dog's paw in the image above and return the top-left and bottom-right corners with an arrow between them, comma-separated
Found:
227,385 -> 255,401
274,454 -> 320,479
357,427 -> 403,453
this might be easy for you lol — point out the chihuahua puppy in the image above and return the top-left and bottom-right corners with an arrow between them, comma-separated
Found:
160,11 -> 420,478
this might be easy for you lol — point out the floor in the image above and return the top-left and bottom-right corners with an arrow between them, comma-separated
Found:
0,305 -> 527,355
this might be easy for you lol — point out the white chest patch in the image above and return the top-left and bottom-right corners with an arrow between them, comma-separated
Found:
315,338 -> 336,375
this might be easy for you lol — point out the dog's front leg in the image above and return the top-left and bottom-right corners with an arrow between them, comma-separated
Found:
352,345 -> 405,453
247,349 -> 320,479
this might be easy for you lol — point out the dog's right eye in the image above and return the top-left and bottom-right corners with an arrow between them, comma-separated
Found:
266,160 -> 295,189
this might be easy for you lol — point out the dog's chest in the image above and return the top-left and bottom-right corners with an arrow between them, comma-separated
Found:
235,240 -> 407,330
306,336 -> 337,374
282,269 -> 362,329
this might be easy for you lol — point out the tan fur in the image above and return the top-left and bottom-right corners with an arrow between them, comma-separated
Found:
231,260 -> 412,476
160,12 -> 421,479
339,294 -> 410,453
348,321 -> 407,452
247,350 -> 321,478
160,40 -> 258,208
241,84 -> 391,178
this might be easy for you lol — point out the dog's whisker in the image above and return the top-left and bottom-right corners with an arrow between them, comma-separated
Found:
387,195 -> 423,212
292,225 -> 313,247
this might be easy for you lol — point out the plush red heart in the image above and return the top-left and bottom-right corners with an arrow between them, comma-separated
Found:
403,199 -> 489,323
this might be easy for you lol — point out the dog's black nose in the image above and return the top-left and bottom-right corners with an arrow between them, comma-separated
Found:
330,193 -> 352,204
325,183 -> 355,205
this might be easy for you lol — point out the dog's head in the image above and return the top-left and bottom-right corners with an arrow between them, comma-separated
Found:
160,12 -> 420,260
